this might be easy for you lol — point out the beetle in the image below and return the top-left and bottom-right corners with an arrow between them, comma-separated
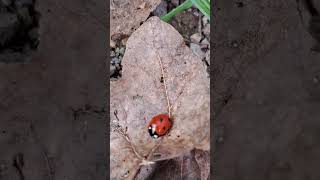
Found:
147,114 -> 172,139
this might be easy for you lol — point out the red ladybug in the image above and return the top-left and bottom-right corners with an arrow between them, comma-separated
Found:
148,114 -> 172,139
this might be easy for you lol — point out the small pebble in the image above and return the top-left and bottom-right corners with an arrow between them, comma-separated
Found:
313,77 -> 319,84
115,48 -> 120,56
190,33 -> 202,43
190,43 -> 205,59
193,11 -> 200,17
110,40 -> 116,48
201,38 -> 210,45
110,65 -> 116,76
202,16 -> 209,25
152,0 -> 167,17
205,51 -> 210,65
202,24 -> 210,38
119,47 -> 125,55
121,37 -> 128,46
112,57 -> 120,64
115,63 -> 120,69
110,51 -> 116,57
231,40 -> 239,48
138,2 -> 146,9
171,0 -> 179,6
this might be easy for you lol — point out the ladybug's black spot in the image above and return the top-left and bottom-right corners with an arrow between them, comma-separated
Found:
160,76 -> 164,83
159,118 -> 163,122
163,127 -> 166,131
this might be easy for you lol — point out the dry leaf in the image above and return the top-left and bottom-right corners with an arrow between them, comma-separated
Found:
110,0 -> 161,37
151,151 -> 201,180
110,16 -> 209,179
194,149 -> 210,180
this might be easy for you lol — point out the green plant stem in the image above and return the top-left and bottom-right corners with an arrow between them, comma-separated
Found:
160,0 -> 193,22
191,0 -> 210,19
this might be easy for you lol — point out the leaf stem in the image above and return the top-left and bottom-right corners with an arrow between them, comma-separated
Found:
157,54 -> 172,118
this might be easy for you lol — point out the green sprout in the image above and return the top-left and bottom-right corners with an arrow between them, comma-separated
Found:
161,0 -> 210,22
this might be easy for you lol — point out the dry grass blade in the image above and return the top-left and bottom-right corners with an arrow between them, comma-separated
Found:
157,53 -> 172,118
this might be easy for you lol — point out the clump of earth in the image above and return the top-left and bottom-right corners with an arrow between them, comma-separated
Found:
0,0 -> 40,63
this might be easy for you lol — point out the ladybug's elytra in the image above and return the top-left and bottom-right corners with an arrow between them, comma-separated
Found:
148,114 -> 172,139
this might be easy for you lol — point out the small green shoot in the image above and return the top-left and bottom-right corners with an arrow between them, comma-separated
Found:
160,0 -> 210,22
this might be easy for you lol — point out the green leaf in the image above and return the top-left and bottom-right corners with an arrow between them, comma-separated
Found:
191,0 -> 210,19
160,0 -> 211,22
160,0 -> 193,22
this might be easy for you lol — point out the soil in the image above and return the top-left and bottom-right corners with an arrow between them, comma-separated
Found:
0,0 -> 40,63
213,0 -> 320,179
0,0 -> 107,180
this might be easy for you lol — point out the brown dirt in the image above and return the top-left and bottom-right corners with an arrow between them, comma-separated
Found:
213,0 -> 320,179
0,0 -> 107,179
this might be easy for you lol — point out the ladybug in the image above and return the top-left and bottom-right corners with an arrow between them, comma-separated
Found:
147,114 -> 172,139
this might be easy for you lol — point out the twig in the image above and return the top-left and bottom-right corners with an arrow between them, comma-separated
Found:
113,111 -> 144,160
113,110 -> 160,180
157,54 -> 172,118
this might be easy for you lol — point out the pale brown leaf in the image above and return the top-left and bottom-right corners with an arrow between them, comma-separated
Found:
110,16 -> 209,180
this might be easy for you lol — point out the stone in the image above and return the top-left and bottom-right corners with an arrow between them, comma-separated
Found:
202,24 -> 210,38
110,51 -> 116,57
121,37 -> 129,46
190,33 -> 202,43
190,43 -> 205,59
202,16 -> 209,25
110,65 -> 116,76
152,0 -> 167,17
119,47 -> 125,55
110,40 -> 116,48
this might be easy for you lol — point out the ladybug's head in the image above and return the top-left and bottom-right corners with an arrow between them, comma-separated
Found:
148,124 -> 159,139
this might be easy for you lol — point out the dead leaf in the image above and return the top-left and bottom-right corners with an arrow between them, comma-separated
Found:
194,149 -> 210,180
110,16 -> 209,179
151,151 -> 201,180
110,0 -> 161,38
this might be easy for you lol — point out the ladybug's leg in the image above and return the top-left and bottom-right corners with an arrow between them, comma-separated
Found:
144,115 -> 149,128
